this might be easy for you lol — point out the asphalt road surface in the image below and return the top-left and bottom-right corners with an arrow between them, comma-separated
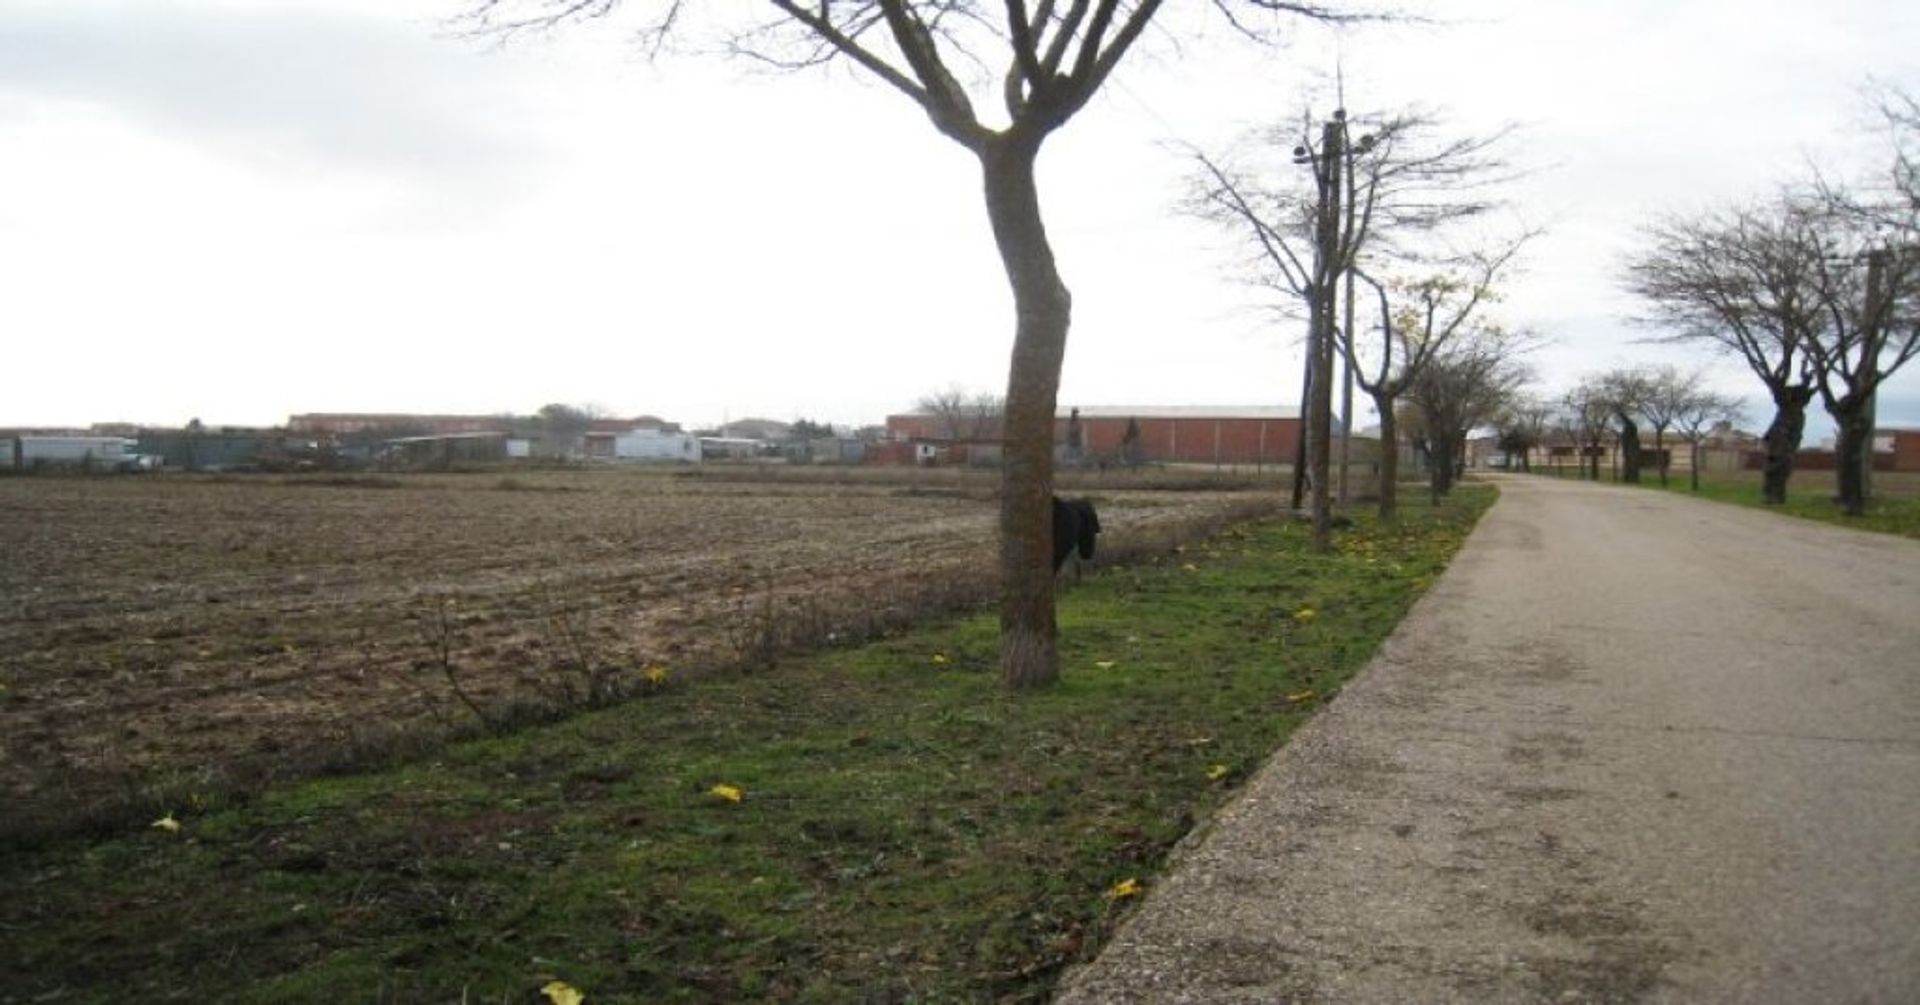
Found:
1056,475 -> 1920,1003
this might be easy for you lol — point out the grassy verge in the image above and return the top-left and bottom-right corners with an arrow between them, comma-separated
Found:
1658,477 -> 1920,539
1,488 -> 1494,1004
1532,466 -> 1920,540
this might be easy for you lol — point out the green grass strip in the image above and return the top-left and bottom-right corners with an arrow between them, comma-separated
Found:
1533,467 -> 1920,540
1,487 -> 1494,1004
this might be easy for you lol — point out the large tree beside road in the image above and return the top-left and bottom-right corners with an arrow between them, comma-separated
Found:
1623,200 -> 1825,505
1805,87 -> 1920,515
466,1 -> 1365,688
1627,87 -> 1920,514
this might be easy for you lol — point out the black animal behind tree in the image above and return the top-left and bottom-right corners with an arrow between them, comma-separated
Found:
1052,497 -> 1101,572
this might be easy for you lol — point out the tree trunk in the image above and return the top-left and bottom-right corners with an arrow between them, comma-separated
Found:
1653,428 -> 1670,486
1618,416 -> 1644,484
1689,440 -> 1701,492
1309,293 -> 1336,551
1429,431 -> 1456,502
1373,391 -> 1399,521
1831,401 -> 1873,517
1760,386 -> 1812,506
981,137 -> 1068,690
1306,120 -> 1342,553
1290,354 -> 1312,510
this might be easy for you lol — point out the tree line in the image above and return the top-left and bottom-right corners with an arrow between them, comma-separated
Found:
1620,85 -> 1919,515
1189,102 -> 1536,530
1493,367 -> 1739,492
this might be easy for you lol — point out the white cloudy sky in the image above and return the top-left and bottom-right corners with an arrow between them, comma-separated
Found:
1,0 -> 1915,436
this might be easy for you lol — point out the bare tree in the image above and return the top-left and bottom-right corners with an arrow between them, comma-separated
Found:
1594,368 -> 1657,484
1803,240 -> 1920,514
1670,385 -> 1743,493
1868,83 -> 1919,236
1404,326 -> 1531,501
915,385 -> 1004,441
1189,106 -> 1517,531
466,1 -> 1369,688
1493,393 -> 1554,473
536,401 -> 596,458
1637,365 -> 1706,486
1559,378 -> 1613,482
966,392 -> 1007,441
1804,92 -> 1920,515
1347,245 -> 1524,517
1623,199 -> 1827,504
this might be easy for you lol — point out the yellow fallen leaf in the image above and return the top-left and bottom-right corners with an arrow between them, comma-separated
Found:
1106,877 -> 1142,900
644,665 -> 670,685
1093,660 -> 1116,670
1285,689 -> 1317,705
930,653 -> 949,665
1293,607 -> 1317,623
1180,563 -> 1199,573
542,980 -> 585,1005
1206,764 -> 1231,781
709,784 -> 743,803
152,812 -> 181,833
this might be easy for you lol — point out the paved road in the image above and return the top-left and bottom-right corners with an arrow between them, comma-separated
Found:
1056,475 -> 1920,1003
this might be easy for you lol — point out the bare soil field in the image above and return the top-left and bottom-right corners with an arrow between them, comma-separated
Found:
0,466 -> 1280,839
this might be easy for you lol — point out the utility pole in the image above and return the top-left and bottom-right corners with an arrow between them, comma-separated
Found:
1308,115 -> 1344,551
1339,261 -> 1356,507
1860,247 -> 1886,505
1289,108 -> 1375,542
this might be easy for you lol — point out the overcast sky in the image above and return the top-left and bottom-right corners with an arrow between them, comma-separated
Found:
2,0 -> 1915,437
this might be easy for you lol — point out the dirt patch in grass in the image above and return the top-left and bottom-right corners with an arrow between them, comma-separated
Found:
0,487 -> 1495,1003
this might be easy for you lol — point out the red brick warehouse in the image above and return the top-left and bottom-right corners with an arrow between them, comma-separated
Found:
885,405 -> 1301,466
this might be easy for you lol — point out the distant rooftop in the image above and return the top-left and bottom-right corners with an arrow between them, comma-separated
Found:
1059,406 -> 1299,420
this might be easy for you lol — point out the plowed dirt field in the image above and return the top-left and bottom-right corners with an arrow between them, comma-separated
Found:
0,468 -> 1277,836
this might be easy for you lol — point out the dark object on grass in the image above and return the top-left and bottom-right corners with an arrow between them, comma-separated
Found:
1293,511 -> 1355,530
1052,496 -> 1101,571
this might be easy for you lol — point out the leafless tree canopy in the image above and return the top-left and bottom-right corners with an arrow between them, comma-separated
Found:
915,385 -> 1004,439
1187,109 -> 1519,311
465,2 -> 1367,147
1404,325 -> 1531,496
1623,201 -> 1830,393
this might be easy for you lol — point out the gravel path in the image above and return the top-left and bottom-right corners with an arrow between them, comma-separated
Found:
1056,475 -> 1920,1003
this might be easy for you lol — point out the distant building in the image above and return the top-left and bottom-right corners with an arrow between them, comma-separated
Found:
288,413 -> 512,437
585,417 -> 689,460
289,412 -> 691,463
377,432 -> 509,467
715,417 -> 792,442
3,435 -> 139,470
135,427 -> 276,471
1781,427 -> 1920,472
610,428 -> 701,463
782,437 -> 867,465
882,405 -> 1302,467
699,436 -> 762,460
1890,428 -> 1920,471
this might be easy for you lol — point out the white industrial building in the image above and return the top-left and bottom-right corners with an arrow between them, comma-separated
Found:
613,428 -> 701,463
2,435 -> 141,469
